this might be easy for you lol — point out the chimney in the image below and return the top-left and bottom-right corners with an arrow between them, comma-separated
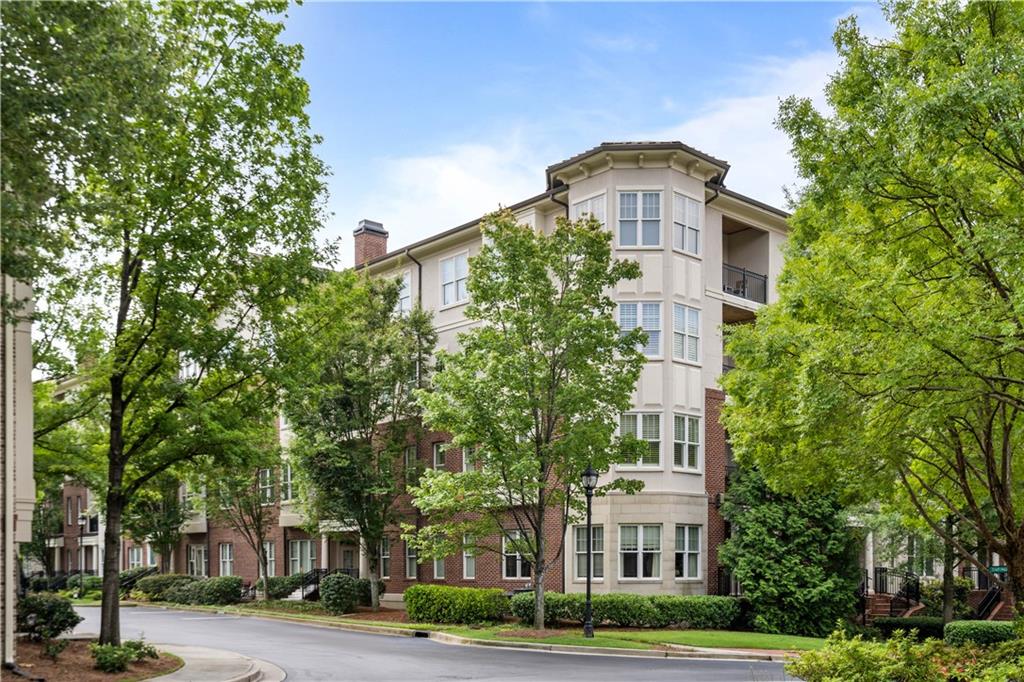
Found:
354,219 -> 388,266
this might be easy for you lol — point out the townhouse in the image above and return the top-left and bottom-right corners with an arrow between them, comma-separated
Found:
49,141 -> 791,606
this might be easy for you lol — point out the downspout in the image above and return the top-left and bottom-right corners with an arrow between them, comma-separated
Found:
704,167 -> 729,207
551,187 -> 570,219
404,249 -> 423,307
548,186 -> 569,597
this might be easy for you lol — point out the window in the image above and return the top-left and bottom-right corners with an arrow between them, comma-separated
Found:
618,302 -> 661,357
404,446 -> 418,484
405,542 -> 418,580
289,539 -> 315,575
219,543 -> 234,576
463,534 -> 475,580
440,252 -> 469,306
258,468 -> 275,504
76,495 -> 82,522
128,546 -> 142,569
571,193 -> 606,225
187,545 -> 207,577
574,525 -> 604,580
620,413 -> 661,466
620,525 -> 661,579
502,530 -> 532,579
618,191 -> 660,246
675,525 -> 701,579
462,446 -> 474,472
432,443 -> 445,469
397,271 -> 412,313
147,545 -> 157,567
280,463 -> 294,502
66,497 -> 72,525
380,540 -> 390,579
674,415 -> 701,470
672,304 -> 700,363
433,557 -> 445,580
259,541 -> 276,578
673,193 -> 701,254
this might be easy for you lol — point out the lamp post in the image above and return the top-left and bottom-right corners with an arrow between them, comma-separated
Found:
581,465 -> 599,638
77,513 -> 87,599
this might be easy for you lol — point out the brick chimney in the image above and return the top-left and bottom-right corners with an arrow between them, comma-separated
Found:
354,219 -> 388,266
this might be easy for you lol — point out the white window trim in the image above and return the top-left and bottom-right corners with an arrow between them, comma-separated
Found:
671,303 -> 701,367
572,525 -> 605,583
615,188 -> 663,249
618,301 -> 663,359
260,541 -> 276,578
616,412 -> 663,470
280,463 -> 294,502
380,540 -> 391,580
438,249 -> 470,311
433,556 -> 446,580
571,191 -> 607,226
618,524 -> 662,581
432,442 -> 445,469
397,269 -> 413,314
258,467 -> 275,505
462,535 -> 476,580
671,189 -> 703,257
502,531 -> 532,581
674,524 -> 702,581
672,412 -> 703,473
219,542 -> 234,576
405,542 -> 418,580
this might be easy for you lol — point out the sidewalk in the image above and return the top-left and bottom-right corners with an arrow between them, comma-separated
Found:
155,645 -> 284,682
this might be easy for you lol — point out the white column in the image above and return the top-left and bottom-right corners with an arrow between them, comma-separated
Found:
864,530 -> 875,593
320,534 -> 329,569
358,537 -> 369,579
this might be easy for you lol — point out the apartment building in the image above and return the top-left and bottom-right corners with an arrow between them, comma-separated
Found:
51,141 -> 789,605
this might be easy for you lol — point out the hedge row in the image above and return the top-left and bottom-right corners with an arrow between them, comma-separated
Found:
872,616 -> 945,641
260,575 -> 304,600
405,585 -> 508,624
164,576 -> 242,605
510,591 -> 741,629
134,574 -> 198,601
944,620 -> 1016,646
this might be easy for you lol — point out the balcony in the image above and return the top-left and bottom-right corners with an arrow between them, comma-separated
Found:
722,264 -> 767,304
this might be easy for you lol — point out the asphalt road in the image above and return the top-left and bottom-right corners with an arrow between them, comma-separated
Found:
74,606 -> 795,682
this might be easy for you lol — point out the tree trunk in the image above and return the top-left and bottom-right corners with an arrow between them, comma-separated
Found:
1009,543 -> 1024,618
99,489 -> 124,645
369,564 -> 379,611
533,528 -> 545,630
942,516 -> 955,623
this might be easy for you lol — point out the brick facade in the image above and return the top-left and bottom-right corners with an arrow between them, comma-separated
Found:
354,220 -> 388,267
704,388 -> 728,596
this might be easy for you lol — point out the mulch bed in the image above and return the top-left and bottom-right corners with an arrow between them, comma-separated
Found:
344,607 -> 411,623
15,639 -> 182,682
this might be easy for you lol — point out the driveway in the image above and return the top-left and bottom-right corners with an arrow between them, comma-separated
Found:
74,606 -> 794,681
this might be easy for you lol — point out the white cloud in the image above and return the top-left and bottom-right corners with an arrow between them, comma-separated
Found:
640,50 -> 839,210
335,135 -> 547,267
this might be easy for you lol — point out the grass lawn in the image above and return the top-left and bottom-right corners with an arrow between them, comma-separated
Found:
608,629 -> 825,651
443,627 -> 654,650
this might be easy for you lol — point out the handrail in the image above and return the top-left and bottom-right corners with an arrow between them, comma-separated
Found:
976,586 -> 1002,619
722,264 -> 767,304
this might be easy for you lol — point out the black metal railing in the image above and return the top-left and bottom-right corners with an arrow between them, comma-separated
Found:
716,566 -> 741,596
722,264 -> 767,304
856,569 -> 870,622
874,567 -> 920,616
297,568 -> 342,600
960,566 -> 992,591
120,566 -> 158,594
976,586 -> 1002,619
240,583 -> 258,602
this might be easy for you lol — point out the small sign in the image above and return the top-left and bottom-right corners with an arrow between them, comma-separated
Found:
989,565 -> 1008,575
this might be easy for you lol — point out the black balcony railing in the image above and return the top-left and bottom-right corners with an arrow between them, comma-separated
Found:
722,264 -> 767,304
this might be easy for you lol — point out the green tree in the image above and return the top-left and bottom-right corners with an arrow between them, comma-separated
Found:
122,475 -> 188,574
406,211 -> 646,629
282,273 -> 436,609
22,1 -> 329,643
719,468 -> 861,636
722,1 -> 1024,612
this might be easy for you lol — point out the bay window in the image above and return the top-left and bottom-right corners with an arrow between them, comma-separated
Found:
620,524 -> 661,579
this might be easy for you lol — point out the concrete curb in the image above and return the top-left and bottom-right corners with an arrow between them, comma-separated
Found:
138,604 -> 787,663
156,645 -> 268,682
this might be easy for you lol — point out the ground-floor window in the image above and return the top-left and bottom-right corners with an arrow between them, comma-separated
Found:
503,530 -> 532,579
675,525 -> 700,579
463,534 -> 475,580
380,540 -> 390,579
574,525 -> 604,580
260,541 -> 276,578
434,557 -> 445,580
188,544 -> 208,577
147,544 -> 157,567
219,543 -> 234,576
620,524 -> 661,579
289,539 -> 315,575
128,546 -> 142,569
405,542 -> 418,580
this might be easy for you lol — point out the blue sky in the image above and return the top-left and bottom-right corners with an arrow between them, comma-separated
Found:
282,2 -> 887,266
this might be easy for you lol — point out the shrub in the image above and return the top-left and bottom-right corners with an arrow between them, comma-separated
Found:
67,574 -> 103,592
918,577 -> 974,619
786,629 -> 943,682
592,593 -> 659,627
43,639 -> 70,661
873,616 -> 945,641
404,585 -> 507,624
163,581 -> 201,604
123,639 -> 159,661
135,573 -> 197,601
649,595 -> 741,629
16,593 -> 83,641
321,573 -> 361,615
193,576 -> 243,605
944,620 -> 1016,646
259,575 -> 303,600
356,577 -> 387,607
90,643 -> 136,673
119,566 -> 153,583
29,576 -> 52,592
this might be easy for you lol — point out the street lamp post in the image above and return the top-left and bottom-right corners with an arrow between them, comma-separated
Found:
77,513 -> 88,599
581,465 -> 599,639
